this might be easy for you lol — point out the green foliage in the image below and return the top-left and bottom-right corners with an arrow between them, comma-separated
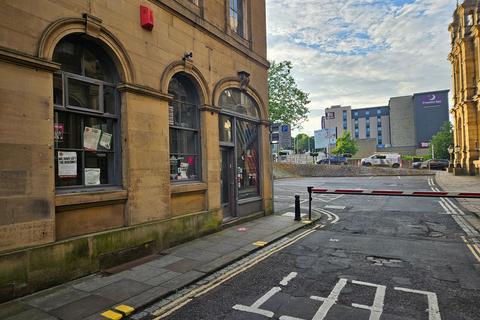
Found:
294,133 -> 310,152
268,61 -> 310,129
331,132 -> 358,156
430,121 -> 453,159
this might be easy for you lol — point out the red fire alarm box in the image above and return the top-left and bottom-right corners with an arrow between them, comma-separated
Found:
140,5 -> 154,31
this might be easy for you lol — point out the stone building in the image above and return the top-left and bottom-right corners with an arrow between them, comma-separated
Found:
449,0 -> 480,175
0,0 -> 271,301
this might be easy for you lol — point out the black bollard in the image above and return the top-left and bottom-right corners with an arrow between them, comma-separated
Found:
294,195 -> 301,221
307,186 -> 313,221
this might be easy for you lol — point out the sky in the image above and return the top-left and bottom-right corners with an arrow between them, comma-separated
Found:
266,0 -> 457,136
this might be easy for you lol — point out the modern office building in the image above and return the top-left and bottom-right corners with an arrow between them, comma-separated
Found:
322,90 -> 449,157
449,0 -> 480,175
0,0 -> 271,301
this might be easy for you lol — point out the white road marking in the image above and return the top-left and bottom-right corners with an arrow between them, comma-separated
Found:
397,176 -> 401,180
280,272 -> 298,286
394,287 -> 441,320
310,278 -> 348,320
351,280 -> 386,320
369,176 -> 374,179
288,199 -> 309,208
233,287 -> 281,318
279,316 -> 304,320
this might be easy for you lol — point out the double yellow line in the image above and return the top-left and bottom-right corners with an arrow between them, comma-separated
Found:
153,222 -> 323,319
461,236 -> 480,263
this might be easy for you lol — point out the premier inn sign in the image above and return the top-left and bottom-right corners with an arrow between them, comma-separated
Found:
420,93 -> 443,107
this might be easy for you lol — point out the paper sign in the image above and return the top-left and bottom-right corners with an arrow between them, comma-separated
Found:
83,127 -> 101,150
99,132 -> 112,150
177,162 -> 189,180
85,168 -> 101,185
58,151 -> 77,177
54,124 -> 64,142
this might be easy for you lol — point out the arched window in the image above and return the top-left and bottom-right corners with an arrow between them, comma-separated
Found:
52,35 -> 121,189
219,88 -> 259,119
168,74 -> 201,181
219,88 -> 260,200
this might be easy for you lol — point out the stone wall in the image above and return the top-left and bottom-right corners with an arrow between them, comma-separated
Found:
273,163 -> 434,179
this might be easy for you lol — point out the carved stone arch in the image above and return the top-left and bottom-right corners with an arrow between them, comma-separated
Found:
213,77 -> 267,121
161,61 -> 210,105
37,14 -> 135,83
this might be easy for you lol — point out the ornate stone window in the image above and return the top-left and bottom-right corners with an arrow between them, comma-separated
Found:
52,35 -> 121,190
168,74 -> 201,181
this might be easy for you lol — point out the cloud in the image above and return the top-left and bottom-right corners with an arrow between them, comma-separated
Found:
267,0 -> 455,135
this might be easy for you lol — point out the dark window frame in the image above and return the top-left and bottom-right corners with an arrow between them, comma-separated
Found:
53,36 -> 122,192
168,74 -> 202,183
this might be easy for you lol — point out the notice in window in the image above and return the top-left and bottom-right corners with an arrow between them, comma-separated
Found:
99,132 -> 112,150
84,127 -> 101,151
85,168 -> 101,185
54,124 -> 64,142
58,151 -> 77,177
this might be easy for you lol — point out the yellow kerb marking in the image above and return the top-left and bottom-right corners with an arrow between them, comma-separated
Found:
114,305 -> 135,315
253,241 -> 268,247
101,310 -> 123,320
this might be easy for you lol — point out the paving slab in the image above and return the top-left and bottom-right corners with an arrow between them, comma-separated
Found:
4,307 -> 57,320
22,287 -> 89,311
159,270 -> 206,291
163,258 -> 201,273
48,295 -> 115,320
93,279 -> 152,302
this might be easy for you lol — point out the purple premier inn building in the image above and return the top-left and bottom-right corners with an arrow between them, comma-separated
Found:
322,89 -> 450,157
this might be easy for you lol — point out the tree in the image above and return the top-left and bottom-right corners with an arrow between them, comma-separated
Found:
430,121 -> 453,159
268,61 -> 310,129
331,132 -> 358,156
294,133 -> 310,153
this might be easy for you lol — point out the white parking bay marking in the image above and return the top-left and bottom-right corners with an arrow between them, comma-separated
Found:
394,287 -> 441,320
351,280 -> 386,320
280,272 -> 298,286
310,278 -> 348,320
324,205 -> 346,210
232,287 -> 281,318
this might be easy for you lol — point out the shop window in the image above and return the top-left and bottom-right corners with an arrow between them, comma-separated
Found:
236,120 -> 259,199
219,88 -> 260,199
220,88 -> 259,119
168,74 -> 201,181
229,0 -> 245,37
52,35 -> 120,190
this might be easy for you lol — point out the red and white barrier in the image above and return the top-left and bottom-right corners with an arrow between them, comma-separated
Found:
310,188 -> 480,199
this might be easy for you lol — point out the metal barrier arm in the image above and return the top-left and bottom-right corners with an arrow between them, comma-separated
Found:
306,186 -> 480,222
309,188 -> 480,199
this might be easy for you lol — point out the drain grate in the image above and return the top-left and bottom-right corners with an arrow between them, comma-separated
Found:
366,256 -> 403,266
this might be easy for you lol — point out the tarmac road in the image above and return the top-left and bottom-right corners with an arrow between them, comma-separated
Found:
149,176 -> 480,320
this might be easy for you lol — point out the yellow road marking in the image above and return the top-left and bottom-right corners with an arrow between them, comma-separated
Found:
461,236 -> 480,263
101,310 -> 123,320
153,224 -> 320,319
114,305 -> 135,316
253,241 -> 268,247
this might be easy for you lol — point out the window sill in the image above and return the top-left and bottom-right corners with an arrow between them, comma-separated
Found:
171,182 -> 208,194
238,196 -> 262,205
55,189 -> 128,207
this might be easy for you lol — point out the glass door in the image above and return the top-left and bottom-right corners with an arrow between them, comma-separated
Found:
221,147 -> 235,218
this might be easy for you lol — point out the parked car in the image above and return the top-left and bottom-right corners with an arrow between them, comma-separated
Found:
420,159 -> 449,170
316,155 -> 348,165
361,153 -> 401,168
412,161 -> 423,169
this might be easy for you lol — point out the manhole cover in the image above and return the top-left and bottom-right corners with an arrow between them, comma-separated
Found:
366,256 -> 403,267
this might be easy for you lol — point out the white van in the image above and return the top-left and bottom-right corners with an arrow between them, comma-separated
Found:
361,153 -> 401,168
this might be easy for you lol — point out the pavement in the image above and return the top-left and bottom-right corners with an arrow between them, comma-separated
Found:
435,171 -> 480,232
435,171 -> 480,216
0,213 -> 319,320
